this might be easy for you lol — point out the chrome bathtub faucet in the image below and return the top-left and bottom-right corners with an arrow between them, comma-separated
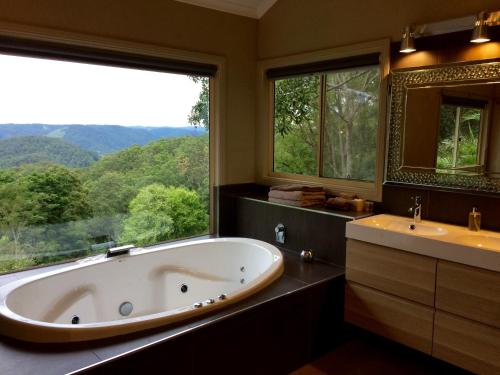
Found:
106,244 -> 135,258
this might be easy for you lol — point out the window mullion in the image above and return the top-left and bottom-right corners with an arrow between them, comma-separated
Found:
318,74 -> 327,177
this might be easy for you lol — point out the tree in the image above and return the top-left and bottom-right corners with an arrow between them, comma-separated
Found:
188,77 -> 210,129
0,173 -> 42,255
323,68 -> 379,180
273,75 -> 320,175
120,184 -> 208,246
20,164 -> 92,224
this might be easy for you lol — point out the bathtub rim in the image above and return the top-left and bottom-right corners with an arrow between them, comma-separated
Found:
0,237 -> 284,343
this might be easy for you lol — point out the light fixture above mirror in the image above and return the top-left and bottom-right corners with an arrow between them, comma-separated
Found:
399,26 -> 416,53
399,10 -> 499,53
471,11 -> 490,43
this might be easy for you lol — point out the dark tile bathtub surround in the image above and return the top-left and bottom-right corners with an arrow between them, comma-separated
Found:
218,184 -> 370,267
0,250 -> 345,375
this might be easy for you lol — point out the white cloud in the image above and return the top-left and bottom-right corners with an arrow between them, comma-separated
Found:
0,54 -> 204,127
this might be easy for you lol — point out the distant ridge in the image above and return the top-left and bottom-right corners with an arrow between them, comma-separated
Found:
0,136 -> 99,168
0,124 -> 207,155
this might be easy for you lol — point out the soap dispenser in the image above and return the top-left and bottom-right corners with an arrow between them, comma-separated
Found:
468,207 -> 481,232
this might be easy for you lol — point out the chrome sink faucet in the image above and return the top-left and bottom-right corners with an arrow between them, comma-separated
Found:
409,196 -> 422,224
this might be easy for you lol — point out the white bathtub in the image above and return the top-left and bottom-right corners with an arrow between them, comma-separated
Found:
0,237 -> 283,343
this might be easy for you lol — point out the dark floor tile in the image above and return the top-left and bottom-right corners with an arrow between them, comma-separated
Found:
291,329 -> 472,375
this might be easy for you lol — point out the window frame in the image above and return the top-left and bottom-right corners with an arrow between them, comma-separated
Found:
0,22 -> 225,273
257,40 -> 390,201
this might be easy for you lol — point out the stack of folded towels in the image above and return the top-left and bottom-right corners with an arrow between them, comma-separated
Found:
268,184 -> 326,207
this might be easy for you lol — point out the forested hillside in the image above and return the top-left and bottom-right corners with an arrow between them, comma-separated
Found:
0,134 -> 209,272
0,124 -> 207,155
0,136 -> 99,168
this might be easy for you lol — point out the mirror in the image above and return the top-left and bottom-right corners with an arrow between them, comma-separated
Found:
387,60 -> 500,192
402,82 -> 500,177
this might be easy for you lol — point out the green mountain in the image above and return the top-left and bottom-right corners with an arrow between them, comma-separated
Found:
0,124 -> 207,155
0,136 -> 99,168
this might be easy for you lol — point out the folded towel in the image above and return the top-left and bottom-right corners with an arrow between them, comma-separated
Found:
270,184 -> 324,193
269,197 -> 325,207
268,190 -> 326,201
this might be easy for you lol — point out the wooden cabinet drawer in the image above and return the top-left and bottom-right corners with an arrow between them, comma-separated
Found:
345,282 -> 434,354
436,260 -> 500,329
346,239 -> 436,306
433,311 -> 500,375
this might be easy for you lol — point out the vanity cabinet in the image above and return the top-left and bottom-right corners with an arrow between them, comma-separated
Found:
433,311 -> 500,375
345,239 -> 436,354
345,282 -> 434,353
346,239 -> 436,306
345,239 -> 500,375
436,260 -> 500,329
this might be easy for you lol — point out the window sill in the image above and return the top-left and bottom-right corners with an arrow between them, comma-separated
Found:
239,194 -> 374,221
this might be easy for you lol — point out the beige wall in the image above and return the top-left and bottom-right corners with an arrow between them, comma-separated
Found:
0,0 -> 258,184
258,0 -> 500,59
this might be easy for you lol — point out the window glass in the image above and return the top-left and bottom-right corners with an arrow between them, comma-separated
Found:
0,54 -> 210,273
272,65 -> 380,182
273,75 -> 320,175
322,66 -> 379,181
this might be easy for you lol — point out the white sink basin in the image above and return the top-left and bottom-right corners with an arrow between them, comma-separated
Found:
360,215 -> 448,236
346,214 -> 500,272
386,221 -> 448,236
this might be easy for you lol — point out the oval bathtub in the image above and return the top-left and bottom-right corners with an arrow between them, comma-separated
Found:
0,237 -> 283,343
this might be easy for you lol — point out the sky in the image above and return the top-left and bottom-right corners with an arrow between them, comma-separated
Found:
0,54 -> 205,127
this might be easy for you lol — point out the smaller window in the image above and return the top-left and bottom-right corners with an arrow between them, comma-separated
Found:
272,62 -> 380,183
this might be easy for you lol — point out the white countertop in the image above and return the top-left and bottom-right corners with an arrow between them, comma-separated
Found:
346,214 -> 500,272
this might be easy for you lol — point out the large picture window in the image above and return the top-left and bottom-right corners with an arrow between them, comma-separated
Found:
0,42 -> 214,274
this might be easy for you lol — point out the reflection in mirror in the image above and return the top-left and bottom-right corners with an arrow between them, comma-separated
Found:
402,82 -> 500,177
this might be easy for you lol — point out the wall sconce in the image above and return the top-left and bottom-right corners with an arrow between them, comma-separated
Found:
471,11 -> 490,43
399,10 -> 499,53
399,26 -> 416,53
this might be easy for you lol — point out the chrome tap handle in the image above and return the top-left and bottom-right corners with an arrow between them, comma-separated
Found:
275,224 -> 285,244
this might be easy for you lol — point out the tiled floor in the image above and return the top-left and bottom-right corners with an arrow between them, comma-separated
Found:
291,330 -> 472,375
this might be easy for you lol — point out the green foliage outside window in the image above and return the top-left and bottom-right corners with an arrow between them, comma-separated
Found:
273,75 -> 320,175
437,104 -> 482,170
273,65 -> 379,182
0,134 -> 210,273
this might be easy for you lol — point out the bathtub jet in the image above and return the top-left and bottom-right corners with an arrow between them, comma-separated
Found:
0,238 -> 283,343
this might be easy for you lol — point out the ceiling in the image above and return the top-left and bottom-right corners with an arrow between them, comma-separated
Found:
175,0 -> 278,19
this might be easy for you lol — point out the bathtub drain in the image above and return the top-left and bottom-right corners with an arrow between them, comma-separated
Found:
180,284 -> 188,293
119,301 -> 133,316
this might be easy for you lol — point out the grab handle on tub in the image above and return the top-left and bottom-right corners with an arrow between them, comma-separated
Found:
106,244 -> 135,258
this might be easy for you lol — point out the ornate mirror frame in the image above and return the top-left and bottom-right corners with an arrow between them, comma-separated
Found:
386,59 -> 500,193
